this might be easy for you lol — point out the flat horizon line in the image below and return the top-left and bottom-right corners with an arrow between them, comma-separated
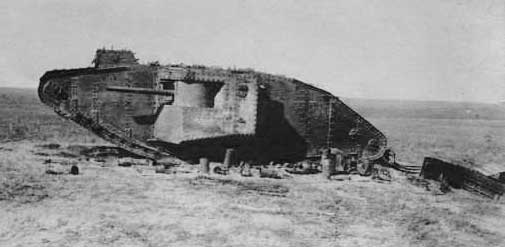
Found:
0,86 -> 502,105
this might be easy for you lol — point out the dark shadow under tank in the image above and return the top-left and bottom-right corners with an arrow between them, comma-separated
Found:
39,49 -> 387,163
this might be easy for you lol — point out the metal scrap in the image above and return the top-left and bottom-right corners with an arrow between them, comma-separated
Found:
421,157 -> 505,199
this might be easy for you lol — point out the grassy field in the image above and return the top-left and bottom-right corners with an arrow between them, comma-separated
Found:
0,88 -> 504,246
0,88 -> 101,142
370,118 -> 505,166
1,87 -> 504,165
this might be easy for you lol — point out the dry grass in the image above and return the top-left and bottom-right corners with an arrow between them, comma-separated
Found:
369,118 -> 505,166
1,89 -> 504,246
1,139 -> 504,247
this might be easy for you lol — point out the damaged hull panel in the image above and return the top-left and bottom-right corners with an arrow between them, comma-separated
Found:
39,49 -> 387,162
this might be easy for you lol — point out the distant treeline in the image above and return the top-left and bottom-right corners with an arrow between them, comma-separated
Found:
343,98 -> 505,120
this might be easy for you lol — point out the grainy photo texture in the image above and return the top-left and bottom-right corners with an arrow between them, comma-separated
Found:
1,0 -> 504,246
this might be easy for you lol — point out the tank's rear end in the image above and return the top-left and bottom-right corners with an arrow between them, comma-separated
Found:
254,74 -> 387,162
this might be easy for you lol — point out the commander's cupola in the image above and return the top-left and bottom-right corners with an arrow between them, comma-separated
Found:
92,49 -> 139,68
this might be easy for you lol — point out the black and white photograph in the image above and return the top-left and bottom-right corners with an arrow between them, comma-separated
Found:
1,0 -> 504,246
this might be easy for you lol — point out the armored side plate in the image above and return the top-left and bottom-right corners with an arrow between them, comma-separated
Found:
39,49 -> 386,162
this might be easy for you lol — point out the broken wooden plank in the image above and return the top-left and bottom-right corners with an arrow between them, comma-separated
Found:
421,157 -> 505,199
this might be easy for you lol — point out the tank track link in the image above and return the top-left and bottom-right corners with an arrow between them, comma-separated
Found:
39,67 -> 185,164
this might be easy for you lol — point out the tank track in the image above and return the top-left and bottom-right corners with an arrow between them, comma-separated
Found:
39,67 -> 184,163
39,66 -> 388,164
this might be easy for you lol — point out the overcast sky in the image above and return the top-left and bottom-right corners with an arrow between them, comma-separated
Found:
1,0 -> 504,102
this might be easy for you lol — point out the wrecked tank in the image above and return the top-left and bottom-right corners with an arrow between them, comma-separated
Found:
39,49 -> 387,164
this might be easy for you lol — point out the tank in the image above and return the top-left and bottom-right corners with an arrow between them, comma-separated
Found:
39,49 -> 387,163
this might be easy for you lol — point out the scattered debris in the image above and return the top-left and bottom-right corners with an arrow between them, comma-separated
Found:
33,150 -> 78,158
45,160 -> 79,175
407,176 -> 432,191
154,157 -> 181,167
421,157 -> 505,199
35,143 -> 61,149
70,165 -> 79,175
152,162 -> 190,174
391,161 -> 422,174
45,169 -> 65,175
259,167 -> 283,179
42,157 -> 77,165
372,165 -> 392,182
190,176 -> 289,197
285,162 -> 319,175
200,157 -> 210,174
93,158 -> 107,163
117,157 -> 151,167
28,142 -> 505,201
78,145 -> 140,158
35,144 -> 158,167
258,165 -> 293,179
65,145 -> 90,155
331,174 -> 351,181
320,149 -> 339,178
222,148 -> 236,169
118,161 -> 133,167
213,166 -> 229,175
155,167 -> 175,174
239,162 -> 252,177
356,161 -> 372,176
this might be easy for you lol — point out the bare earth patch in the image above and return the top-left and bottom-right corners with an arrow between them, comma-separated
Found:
1,141 -> 504,247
